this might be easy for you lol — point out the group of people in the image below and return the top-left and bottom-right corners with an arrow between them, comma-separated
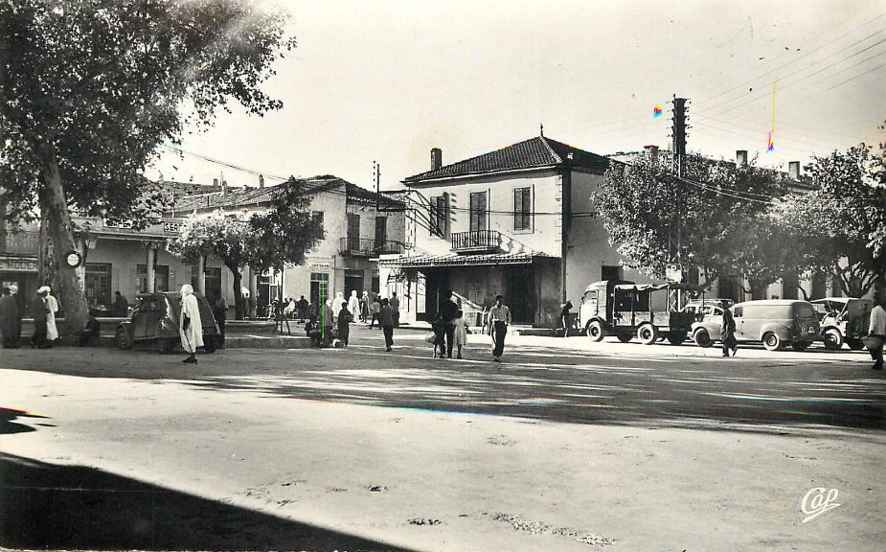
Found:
0,285 -> 61,349
302,290 -> 401,351
428,290 -> 511,362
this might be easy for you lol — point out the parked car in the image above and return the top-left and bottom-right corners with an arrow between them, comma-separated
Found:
682,298 -> 734,321
579,280 -> 698,345
691,299 -> 820,351
811,297 -> 872,350
115,291 -> 221,352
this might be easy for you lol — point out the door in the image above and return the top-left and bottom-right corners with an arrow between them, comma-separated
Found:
422,270 -> 449,322
374,217 -> 387,249
506,266 -> 534,324
310,272 -> 329,310
344,269 -> 364,300
469,192 -> 487,234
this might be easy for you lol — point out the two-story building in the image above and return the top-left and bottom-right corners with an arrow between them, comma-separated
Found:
379,133 -> 654,327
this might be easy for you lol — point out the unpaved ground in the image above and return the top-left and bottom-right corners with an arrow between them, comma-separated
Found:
1,332 -> 884,551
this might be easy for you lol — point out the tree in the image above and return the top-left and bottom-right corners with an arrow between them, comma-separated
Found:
247,179 -> 325,297
595,152 -> 790,290
167,210 -> 254,320
0,0 -> 295,331
772,143 -> 886,298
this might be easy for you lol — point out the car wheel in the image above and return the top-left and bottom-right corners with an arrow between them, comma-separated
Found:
115,327 -> 133,350
667,332 -> 686,345
791,341 -> 811,352
585,320 -> 605,342
616,334 -> 633,343
846,338 -> 864,351
693,329 -> 713,348
823,328 -> 843,350
637,324 -> 658,345
762,332 -> 783,351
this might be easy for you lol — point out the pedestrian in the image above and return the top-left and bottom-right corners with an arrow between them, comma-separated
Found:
212,294 -> 227,347
283,297 -> 296,319
30,287 -> 50,349
0,286 -> 22,348
430,313 -> 447,358
334,291 -> 346,316
380,297 -> 395,351
297,295 -> 309,320
348,290 -> 360,323
360,291 -> 369,323
390,291 -> 400,328
453,308 -> 468,359
337,303 -> 352,347
867,293 -> 886,371
720,300 -> 737,358
560,300 -> 573,338
113,291 -> 129,317
322,299 -> 335,347
486,294 -> 511,362
44,286 -> 59,343
441,289 -> 459,358
179,284 -> 203,364
369,295 -> 381,329
78,314 -> 101,347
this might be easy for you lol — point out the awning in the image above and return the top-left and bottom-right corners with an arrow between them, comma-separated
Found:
378,252 -> 550,269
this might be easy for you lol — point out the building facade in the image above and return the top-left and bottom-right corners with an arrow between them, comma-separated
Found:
379,134 -> 655,327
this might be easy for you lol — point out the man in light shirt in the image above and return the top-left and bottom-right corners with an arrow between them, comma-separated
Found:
868,293 -> 885,371
486,294 -> 511,363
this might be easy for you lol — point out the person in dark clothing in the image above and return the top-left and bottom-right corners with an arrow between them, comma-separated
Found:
30,289 -> 50,348
79,315 -> 101,346
380,298 -> 395,351
297,296 -> 309,320
0,287 -> 22,348
212,295 -> 227,347
560,301 -> 573,337
112,291 -> 129,318
486,295 -> 511,362
337,304 -> 352,346
720,301 -> 738,358
440,289 -> 459,358
431,314 -> 447,359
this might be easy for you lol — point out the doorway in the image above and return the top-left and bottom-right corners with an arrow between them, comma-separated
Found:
344,269 -> 364,300
506,266 -> 534,324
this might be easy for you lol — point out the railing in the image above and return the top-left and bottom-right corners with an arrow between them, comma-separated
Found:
449,230 -> 502,252
0,230 -> 40,256
339,237 -> 405,256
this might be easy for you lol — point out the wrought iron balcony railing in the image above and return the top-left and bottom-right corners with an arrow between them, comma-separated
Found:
0,230 -> 40,256
449,230 -> 502,252
339,237 -> 405,257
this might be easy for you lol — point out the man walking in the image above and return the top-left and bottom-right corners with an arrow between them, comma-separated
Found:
486,294 -> 511,362
441,289 -> 459,358
212,294 -> 227,348
30,288 -> 50,349
390,291 -> 400,328
179,284 -> 203,364
380,297 -> 395,352
720,301 -> 737,358
0,287 -> 21,348
868,293 -> 886,371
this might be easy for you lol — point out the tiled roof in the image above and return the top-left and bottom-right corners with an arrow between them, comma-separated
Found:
378,252 -> 551,268
403,136 -> 610,184
169,176 -> 401,214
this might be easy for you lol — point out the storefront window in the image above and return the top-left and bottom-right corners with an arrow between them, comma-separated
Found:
85,263 -> 112,308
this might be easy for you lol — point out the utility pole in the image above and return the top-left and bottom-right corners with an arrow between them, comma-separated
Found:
670,95 -> 689,310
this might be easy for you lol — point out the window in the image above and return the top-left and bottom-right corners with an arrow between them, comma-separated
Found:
513,187 -> 531,230
310,211 -> 324,247
137,264 -> 169,292
375,216 -> 387,246
85,263 -> 112,308
601,265 -> 623,281
733,306 -> 743,318
469,192 -> 487,232
347,213 -> 360,249
429,194 -> 448,237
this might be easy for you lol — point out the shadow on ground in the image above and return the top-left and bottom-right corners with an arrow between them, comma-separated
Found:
0,452 -> 415,551
0,406 -> 47,435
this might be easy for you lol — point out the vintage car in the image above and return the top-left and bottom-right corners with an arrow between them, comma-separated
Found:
579,280 -> 698,345
811,297 -> 872,350
691,299 -> 820,351
115,291 -> 221,352
682,298 -> 734,321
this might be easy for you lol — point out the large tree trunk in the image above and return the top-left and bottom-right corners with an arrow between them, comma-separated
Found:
229,265 -> 244,320
37,216 -> 54,287
39,153 -> 89,333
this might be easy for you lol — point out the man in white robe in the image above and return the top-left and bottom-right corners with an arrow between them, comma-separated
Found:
179,284 -> 203,364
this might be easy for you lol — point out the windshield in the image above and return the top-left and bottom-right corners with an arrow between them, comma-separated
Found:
794,303 -> 817,319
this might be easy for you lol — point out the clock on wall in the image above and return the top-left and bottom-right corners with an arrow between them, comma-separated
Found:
64,250 -> 83,268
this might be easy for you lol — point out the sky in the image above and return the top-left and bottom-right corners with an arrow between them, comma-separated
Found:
151,0 -> 886,191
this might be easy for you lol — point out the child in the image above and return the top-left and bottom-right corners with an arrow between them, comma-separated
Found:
431,315 -> 446,359
452,309 -> 468,359
337,304 -> 352,347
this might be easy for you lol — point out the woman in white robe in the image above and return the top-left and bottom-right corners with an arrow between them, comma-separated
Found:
179,284 -> 203,364
347,291 -> 360,323
42,286 -> 60,342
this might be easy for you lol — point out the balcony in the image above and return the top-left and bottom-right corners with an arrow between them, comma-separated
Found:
0,230 -> 40,256
339,237 -> 405,257
450,230 -> 502,253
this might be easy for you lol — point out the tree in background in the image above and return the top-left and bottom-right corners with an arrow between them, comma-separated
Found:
0,0 -> 295,331
595,153 -> 790,291
772,143 -> 886,298
168,211 -> 254,320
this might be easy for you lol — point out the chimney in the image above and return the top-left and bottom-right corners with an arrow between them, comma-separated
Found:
430,148 -> 442,171
222,179 -> 228,196
644,145 -> 659,166
259,174 -> 265,188
736,150 -> 748,167
212,178 -> 219,187
788,161 -> 800,180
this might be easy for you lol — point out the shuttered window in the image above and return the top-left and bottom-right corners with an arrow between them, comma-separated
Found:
514,187 -> 531,230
